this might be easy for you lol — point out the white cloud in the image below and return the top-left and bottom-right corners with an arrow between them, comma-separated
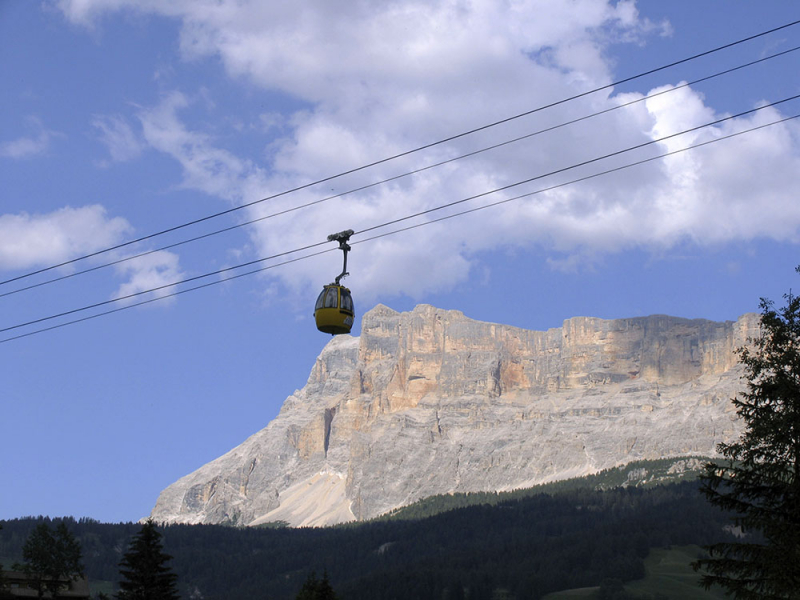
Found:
0,205 -> 132,271
112,250 -> 186,305
92,114 -> 145,164
0,116 -> 59,159
54,0 -> 800,306
137,91 -> 261,204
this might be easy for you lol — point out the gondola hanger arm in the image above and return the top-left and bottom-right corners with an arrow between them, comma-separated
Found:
327,229 -> 353,285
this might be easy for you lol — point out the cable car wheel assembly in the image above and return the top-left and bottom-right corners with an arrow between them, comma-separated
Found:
314,229 -> 356,335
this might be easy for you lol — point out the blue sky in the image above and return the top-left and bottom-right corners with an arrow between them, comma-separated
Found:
1,1 -> 799,523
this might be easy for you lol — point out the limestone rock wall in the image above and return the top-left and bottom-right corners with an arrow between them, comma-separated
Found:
150,305 -> 759,527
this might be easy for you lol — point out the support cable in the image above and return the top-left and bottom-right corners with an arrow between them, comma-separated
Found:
352,94 -> 800,235
1,96 -> 798,337
2,44 -> 798,300
2,112 -> 796,345
1,18 -> 798,288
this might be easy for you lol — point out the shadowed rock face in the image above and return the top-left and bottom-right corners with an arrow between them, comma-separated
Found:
150,304 -> 759,527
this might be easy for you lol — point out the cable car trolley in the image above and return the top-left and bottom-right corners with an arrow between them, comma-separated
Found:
315,229 -> 355,335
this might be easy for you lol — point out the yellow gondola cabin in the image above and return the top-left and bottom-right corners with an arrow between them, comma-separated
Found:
315,229 -> 356,335
314,284 -> 355,335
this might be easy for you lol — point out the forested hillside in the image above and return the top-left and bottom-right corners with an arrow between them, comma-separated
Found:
380,457 -> 710,521
1,480 -> 734,600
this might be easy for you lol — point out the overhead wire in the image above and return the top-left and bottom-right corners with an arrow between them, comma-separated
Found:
0,247 -> 338,345
3,94 -> 799,339
353,112 -> 800,246
2,17 -> 799,288
2,110 -> 797,345
3,43 -> 799,300
355,93 -> 800,237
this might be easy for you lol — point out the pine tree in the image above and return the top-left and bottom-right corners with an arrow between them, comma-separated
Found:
117,520 -> 179,600
295,572 -> 320,600
295,571 -> 339,600
316,571 -> 338,600
694,282 -> 800,598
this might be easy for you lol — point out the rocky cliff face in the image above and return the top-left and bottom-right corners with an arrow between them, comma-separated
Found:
151,305 -> 759,527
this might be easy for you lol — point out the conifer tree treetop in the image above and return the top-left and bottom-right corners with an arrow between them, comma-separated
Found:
117,519 -> 179,600
695,270 -> 800,599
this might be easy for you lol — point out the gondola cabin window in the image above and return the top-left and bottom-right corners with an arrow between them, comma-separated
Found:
341,289 -> 353,313
325,287 -> 338,308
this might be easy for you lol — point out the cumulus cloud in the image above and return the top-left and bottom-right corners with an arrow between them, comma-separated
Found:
0,116 -> 60,159
112,250 -> 186,305
0,201 -> 184,312
54,0 -> 800,305
0,205 -> 132,271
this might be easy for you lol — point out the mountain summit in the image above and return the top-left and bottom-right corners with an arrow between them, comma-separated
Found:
151,304 -> 757,527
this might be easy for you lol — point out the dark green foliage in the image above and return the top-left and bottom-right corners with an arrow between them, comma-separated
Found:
116,519 -> 179,600
0,524 -> 10,600
14,521 -> 84,598
0,525 -> 5,597
0,481 -> 737,600
695,284 -> 800,599
296,571 -> 339,600
443,582 -> 466,600
380,456 -> 711,521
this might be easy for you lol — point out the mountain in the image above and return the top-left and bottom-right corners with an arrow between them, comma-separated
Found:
150,304 -> 758,527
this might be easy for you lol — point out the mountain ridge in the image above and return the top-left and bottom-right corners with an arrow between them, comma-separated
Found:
151,304 -> 758,527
